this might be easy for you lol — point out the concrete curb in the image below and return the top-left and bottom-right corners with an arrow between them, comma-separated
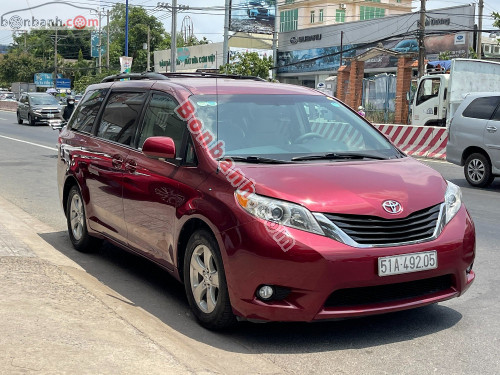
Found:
0,194 -> 287,374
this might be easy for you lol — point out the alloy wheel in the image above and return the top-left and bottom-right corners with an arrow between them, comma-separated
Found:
189,244 -> 220,313
69,193 -> 85,241
467,158 -> 485,183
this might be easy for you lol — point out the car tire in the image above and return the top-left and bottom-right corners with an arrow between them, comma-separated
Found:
183,230 -> 236,330
464,153 -> 494,188
17,111 -> 23,124
66,185 -> 101,252
28,114 -> 35,126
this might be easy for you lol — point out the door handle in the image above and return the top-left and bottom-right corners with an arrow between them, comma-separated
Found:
486,126 -> 497,133
124,159 -> 137,173
112,155 -> 124,168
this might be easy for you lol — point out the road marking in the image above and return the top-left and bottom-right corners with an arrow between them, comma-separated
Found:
0,134 -> 57,151
0,118 -> 7,121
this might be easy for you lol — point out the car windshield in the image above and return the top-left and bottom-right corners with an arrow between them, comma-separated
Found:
30,95 -> 59,105
190,94 -> 401,161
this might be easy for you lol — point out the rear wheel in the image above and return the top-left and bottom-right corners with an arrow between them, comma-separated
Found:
183,230 -> 236,330
16,111 -> 23,124
464,153 -> 494,188
66,185 -> 101,252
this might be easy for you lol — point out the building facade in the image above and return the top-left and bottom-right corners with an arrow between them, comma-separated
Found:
279,0 -> 412,33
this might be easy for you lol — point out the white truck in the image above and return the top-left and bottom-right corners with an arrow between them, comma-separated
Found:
411,59 -> 500,127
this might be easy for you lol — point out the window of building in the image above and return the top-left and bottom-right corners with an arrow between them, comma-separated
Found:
310,10 -> 315,23
336,9 -> 346,23
319,9 -> 324,22
280,9 -> 299,32
360,6 -> 385,20
285,0 -> 294,4
365,0 -> 381,2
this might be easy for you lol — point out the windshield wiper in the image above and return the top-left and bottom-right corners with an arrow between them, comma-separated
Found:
291,152 -> 387,162
221,156 -> 291,164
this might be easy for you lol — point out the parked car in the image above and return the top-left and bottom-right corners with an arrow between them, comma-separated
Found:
0,91 -> 16,101
17,92 -> 64,126
57,72 -> 475,330
446,92 -> 500,187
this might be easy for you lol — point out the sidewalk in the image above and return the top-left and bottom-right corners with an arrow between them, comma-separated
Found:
0,195 -> 284,375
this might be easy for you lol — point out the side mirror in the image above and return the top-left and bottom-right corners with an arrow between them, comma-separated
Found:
142,136 -> 176,159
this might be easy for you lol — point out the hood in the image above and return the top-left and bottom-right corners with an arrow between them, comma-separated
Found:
235,157 -> 447,219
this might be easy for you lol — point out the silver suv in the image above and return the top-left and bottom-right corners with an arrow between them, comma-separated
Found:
447,92 -> 500,187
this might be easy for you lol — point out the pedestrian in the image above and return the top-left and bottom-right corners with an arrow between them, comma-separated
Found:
63,96 -> 76,121
357,105 -> 366,118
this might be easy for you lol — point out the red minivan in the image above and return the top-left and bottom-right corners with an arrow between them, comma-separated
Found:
57,73 -> 475,330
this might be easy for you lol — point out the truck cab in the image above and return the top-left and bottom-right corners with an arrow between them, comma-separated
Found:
411,74 -> 449,127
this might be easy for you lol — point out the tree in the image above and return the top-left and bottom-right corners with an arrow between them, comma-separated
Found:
108,4 -> 169,72
0,52 -> 49,85
493,12 -> 500,29
219,52 -> 273,80
437,51 -> 451,60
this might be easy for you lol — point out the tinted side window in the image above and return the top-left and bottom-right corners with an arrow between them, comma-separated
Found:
68,89 -> 108,133
462,96 -> 500,120
138,93 -> 185,157
96,91 -> 147,146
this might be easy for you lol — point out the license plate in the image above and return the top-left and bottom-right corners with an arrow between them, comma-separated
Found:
378,251 -> 437,276
47,114 -> 54,118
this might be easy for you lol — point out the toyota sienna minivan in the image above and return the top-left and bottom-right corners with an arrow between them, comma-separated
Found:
57,72 -> 475,330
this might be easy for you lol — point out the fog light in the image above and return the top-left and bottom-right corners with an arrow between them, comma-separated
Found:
466,263 -> 473,274
257,285 -> 274,300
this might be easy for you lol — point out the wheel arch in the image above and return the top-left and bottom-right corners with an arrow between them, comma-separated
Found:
62,176 -> 80,217
461,146 -> 491,166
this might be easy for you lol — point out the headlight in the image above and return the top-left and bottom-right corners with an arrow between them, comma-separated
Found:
235,191 -> 324,235
444,181 -> 462,224
33,110 -> 42,115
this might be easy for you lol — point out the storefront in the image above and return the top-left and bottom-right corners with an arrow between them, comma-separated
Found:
277,5 -> 475,87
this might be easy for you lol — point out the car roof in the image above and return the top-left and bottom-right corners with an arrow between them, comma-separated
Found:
91,76 -> 322,97
462,92 -> 500,99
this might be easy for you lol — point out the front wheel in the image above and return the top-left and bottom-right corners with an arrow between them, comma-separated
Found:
28,113 -> 35,126
183,230 -> 236,330
66,185 -> 101,252
464,153 -> 494,188
17,111 -> 23,124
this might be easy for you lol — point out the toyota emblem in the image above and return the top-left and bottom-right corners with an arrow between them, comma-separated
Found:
382,200 -> 403,214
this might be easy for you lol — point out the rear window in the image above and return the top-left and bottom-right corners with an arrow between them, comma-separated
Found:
68,89 -> 108,133
462,96 -> 500,120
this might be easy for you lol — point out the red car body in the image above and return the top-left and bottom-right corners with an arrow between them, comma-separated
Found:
57,76 -> 475,324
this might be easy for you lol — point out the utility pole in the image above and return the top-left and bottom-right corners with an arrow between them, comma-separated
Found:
147,26 -> 151,72
54,27 -> 58,87
107,10 -> 110,69
223,0 -> 230,65
476,0 -> 484,58
418,0 -> 426,78
125,0 -> 129,56
98,9 -> 102,74
339,31 -> 343,68
272,1 -> 278,79
171,0 -> 177,72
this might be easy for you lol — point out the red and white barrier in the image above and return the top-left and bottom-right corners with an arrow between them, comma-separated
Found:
372,124 -> 448,160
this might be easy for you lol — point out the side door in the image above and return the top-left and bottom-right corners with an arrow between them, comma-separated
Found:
86,90 -> 148,245
481,96 -> 500,170
19,94 -> 27,118
412,77 -> 442,126
123,92 -> 192,268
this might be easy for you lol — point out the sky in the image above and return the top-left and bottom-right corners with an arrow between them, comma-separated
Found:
0,0 -> 498,48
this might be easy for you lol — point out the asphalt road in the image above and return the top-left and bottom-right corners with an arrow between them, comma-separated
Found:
0,110 -> 499,374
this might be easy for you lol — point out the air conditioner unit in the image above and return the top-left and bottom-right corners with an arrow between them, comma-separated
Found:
339,4 -> 346,10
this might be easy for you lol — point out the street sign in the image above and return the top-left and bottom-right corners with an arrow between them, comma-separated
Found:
34,73 -> 64,87
55,78 -> 71,89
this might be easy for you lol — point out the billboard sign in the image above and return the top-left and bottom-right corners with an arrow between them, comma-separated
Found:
229,0 -> 275,35
91,31 -> 106,58
56,78 -> 71,89
34,73 -> 63,87
154,43 -> 225,72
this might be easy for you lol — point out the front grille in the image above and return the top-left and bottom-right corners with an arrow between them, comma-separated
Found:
40,109 -> 60,115
323,204 -> 441,246
324,274 -> 453,308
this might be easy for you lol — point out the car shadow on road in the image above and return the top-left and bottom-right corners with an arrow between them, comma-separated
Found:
40,230 -> 463,354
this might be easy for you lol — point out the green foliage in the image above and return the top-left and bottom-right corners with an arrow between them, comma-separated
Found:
0,53 -> 50,86
493,12 -> 500,28
219,52 -> 273,80
438,51 -> 451,60
73,69 -> 120,94
468,47 -> 478,59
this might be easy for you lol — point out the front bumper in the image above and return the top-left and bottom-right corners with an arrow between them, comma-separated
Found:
221,205 -> 475,322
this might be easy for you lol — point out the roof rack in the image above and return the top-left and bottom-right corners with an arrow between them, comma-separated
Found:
161,71 -> 266,82
101,72 -> 168,83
